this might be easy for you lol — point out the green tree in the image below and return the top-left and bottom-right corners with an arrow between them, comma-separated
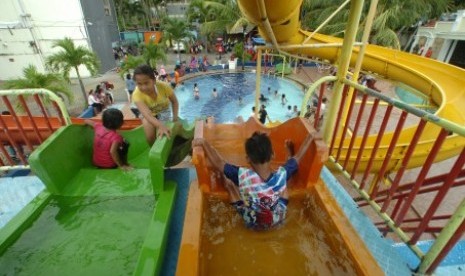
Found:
115,0 -> 147,30
119,55 -> 145,78
162,17 -> 195,61
301,0 -> 451,49
187,0 -> 215,24
233,42 -> 251,62
2,65 -> 73,104
450,0 -> 465,9
199,0 -> 249,37
139,39 -> 167,68
149,0 -> 166,23
45,38 -> 100,107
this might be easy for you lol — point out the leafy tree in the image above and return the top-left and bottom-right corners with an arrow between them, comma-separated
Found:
301,0 -> 451,49
149,0 -> 166,23
45,38 -> 100,107
2,65 -> 73,104
233,42 -> 252,64
450,0 -> 465,9
162,17 -> 195,61
187,0 -> 215,24
115,0 -> 166,31
115,0 -> 147,30
118,54 -> 145,78
199,0 -> 249,38
139,39 -> 167,68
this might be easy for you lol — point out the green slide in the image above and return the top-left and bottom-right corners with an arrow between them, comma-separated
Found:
275,63 -> 292,75
0,121 -> 194,275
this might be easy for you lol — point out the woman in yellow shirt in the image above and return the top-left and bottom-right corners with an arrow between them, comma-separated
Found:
132,64 -> 179,145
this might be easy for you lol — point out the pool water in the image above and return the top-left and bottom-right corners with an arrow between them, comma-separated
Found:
175,73 -> 304,123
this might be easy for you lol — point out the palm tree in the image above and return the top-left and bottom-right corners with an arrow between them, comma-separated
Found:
115,0 -> 129,30
200,0 -> 250,52
118,54 -> 145,78
46,37 -> 100,107
301,0 -> 349,37
453,0 -> 465,9
140,39 -> 167,68
301,0 -> 451,49
115,0 -> 147,30
150,0 -> 166,20
162,17 -> 195,61
2,65 -> 73,104
199,0 -> 249,37
187,0 -> 215,25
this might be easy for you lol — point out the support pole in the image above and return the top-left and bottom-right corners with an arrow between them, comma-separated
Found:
340,0 -> 379,125
255,48 -> 262,117
418,198 -> 465,274
282,56 -> 286,78
302,0 -> 351,45
323,0 -> 365,143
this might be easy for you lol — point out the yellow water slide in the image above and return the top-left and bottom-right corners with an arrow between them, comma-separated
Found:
238,0 -> 465,172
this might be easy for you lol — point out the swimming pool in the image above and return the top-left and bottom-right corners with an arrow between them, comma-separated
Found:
175,73 -> 305,123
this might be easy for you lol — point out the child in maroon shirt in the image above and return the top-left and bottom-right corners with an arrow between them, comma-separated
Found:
85,108 -> 131,170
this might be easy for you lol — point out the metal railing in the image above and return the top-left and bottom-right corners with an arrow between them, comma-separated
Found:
0,89 -> 70,171
303,77 -> 465,274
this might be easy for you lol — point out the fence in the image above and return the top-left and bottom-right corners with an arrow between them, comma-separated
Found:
304,77 -> 465,274
0,89 -> 70,171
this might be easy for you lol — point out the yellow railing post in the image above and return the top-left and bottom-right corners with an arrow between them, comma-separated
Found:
323,0 -> 365,143
340,0 -> 379,126
255,48 -> 263,117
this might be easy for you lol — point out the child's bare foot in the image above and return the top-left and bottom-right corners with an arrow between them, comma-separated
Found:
120,164 -> 133,171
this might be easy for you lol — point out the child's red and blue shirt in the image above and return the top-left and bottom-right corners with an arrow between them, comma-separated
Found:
223,158 -> 298,230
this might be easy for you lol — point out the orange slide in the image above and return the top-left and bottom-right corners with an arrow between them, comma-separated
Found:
176,118 -> 383,275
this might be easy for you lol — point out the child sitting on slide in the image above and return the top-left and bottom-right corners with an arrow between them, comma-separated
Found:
192,132 -> 314,230
85,108 -> 131,170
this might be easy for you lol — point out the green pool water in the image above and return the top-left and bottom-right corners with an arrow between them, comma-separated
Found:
0,195 -> 156,276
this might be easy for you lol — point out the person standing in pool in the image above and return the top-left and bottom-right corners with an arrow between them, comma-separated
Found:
193,83 -> 200,100
258,104 -> 271,125
132,64 -> 179,145
281,94 -> 288,106
250,106 -> 257,119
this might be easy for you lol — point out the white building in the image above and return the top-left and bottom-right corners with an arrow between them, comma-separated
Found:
410,10 -> 465,69
0,0 -> 119,80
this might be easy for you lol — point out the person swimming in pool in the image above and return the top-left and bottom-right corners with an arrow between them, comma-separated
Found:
194,83 -> 200,100
259,93 -> 269,103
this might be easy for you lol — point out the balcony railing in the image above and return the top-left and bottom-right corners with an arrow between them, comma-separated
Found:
0,89 -> 70,171
305,77 -> 465,274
